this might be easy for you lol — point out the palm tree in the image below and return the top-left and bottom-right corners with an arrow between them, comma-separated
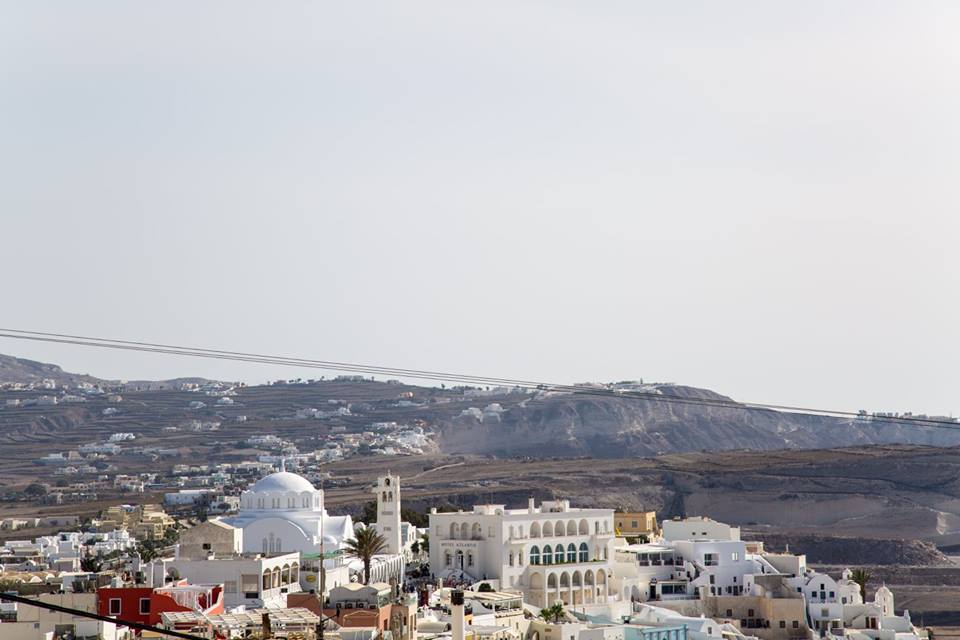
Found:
345,527 -> 387,584
540,603 -> 566,624
850,568 -> 871,600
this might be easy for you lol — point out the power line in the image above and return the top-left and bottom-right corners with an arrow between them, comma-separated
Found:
0,328 -> 957,431
0,591 -> 206,640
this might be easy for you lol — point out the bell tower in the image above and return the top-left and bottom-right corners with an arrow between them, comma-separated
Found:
375,474 -> 402,554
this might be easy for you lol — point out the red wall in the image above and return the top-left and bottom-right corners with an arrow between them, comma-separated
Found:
97,586 -> 154,627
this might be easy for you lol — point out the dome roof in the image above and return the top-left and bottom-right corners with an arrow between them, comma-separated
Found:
250,471 -> 316,494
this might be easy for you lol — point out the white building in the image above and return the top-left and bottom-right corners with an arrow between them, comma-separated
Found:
160,551 -> 302,608
223,466 -> 354,556
429,498 -> 617,609
371,475 -> 402,555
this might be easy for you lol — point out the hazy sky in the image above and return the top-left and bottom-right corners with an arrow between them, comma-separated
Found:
1,2 -> 958,415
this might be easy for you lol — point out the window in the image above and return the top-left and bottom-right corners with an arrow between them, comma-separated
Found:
140,598 -> 151,615
530,546 -> 540,565
631,521 -> 638,528
468,553 -> 474,567
792,621 -> 799,629
108,598 -> 121,615
543,545 -> 553,565
445,551 -> 452,566
202,543 -> 211,550
709,575 -> 715,585
780,621 -> 786,629
509,552 -> 514,567
726,609 -> 733,617
829,591 -> 835,598
579,542 -> 589,562
567,543 -> 577,563
731,552 -> 739,561
554,546 -> 563,564
748,609 -> 754,617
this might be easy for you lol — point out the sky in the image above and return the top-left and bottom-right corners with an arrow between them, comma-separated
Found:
1,2 -> 958,415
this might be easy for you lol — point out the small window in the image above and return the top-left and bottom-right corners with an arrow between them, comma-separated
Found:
109,598 -> 121,615
202,543 -> 211,550
726,609 -> 732,617
779,621 -> 786,629
792,621 -> 799,629
140,598 -> 151,615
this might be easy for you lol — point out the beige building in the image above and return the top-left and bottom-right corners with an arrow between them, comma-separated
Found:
614,512 -> 658,538
97,504 -> 175,541
177,518 -> 243,559
705,594 -> 810,640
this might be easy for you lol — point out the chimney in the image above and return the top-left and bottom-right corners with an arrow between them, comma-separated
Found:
452,589 -> 465,640
528,497 -> 536,513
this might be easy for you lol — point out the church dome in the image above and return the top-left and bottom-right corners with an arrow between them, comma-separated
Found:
250,471 -> 316,493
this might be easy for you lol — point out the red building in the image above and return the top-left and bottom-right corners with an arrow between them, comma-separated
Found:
97,581 -> 224,628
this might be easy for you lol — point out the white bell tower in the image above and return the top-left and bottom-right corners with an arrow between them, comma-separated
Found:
375,474 -> 402,555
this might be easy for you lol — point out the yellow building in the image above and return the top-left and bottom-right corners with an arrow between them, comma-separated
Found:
98,504 -> 176,540
614,511 -> 658,538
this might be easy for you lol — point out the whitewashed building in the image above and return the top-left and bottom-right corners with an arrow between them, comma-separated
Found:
223,467 -> 354,556
429,498 -> 617,609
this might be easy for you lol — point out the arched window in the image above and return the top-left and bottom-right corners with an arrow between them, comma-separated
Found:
291,562 -> 299,583
445,551 -> 452,566
567,543 -> 577,563
542,544 -> 553,565
449,523 -> 458,539
530,546 -> 540,565
554,546 -> 563,564
262,569 -> 271,590
303,496 -> 310,508
530,523 -> 540,538
579,543 -> 589,563
555,521 -> 565,537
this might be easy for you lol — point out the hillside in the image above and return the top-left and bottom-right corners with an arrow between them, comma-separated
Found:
2,353 -> 958,461
0,354 -> 107,387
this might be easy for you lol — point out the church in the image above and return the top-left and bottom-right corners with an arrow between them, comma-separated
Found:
223,465 -> 355,556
